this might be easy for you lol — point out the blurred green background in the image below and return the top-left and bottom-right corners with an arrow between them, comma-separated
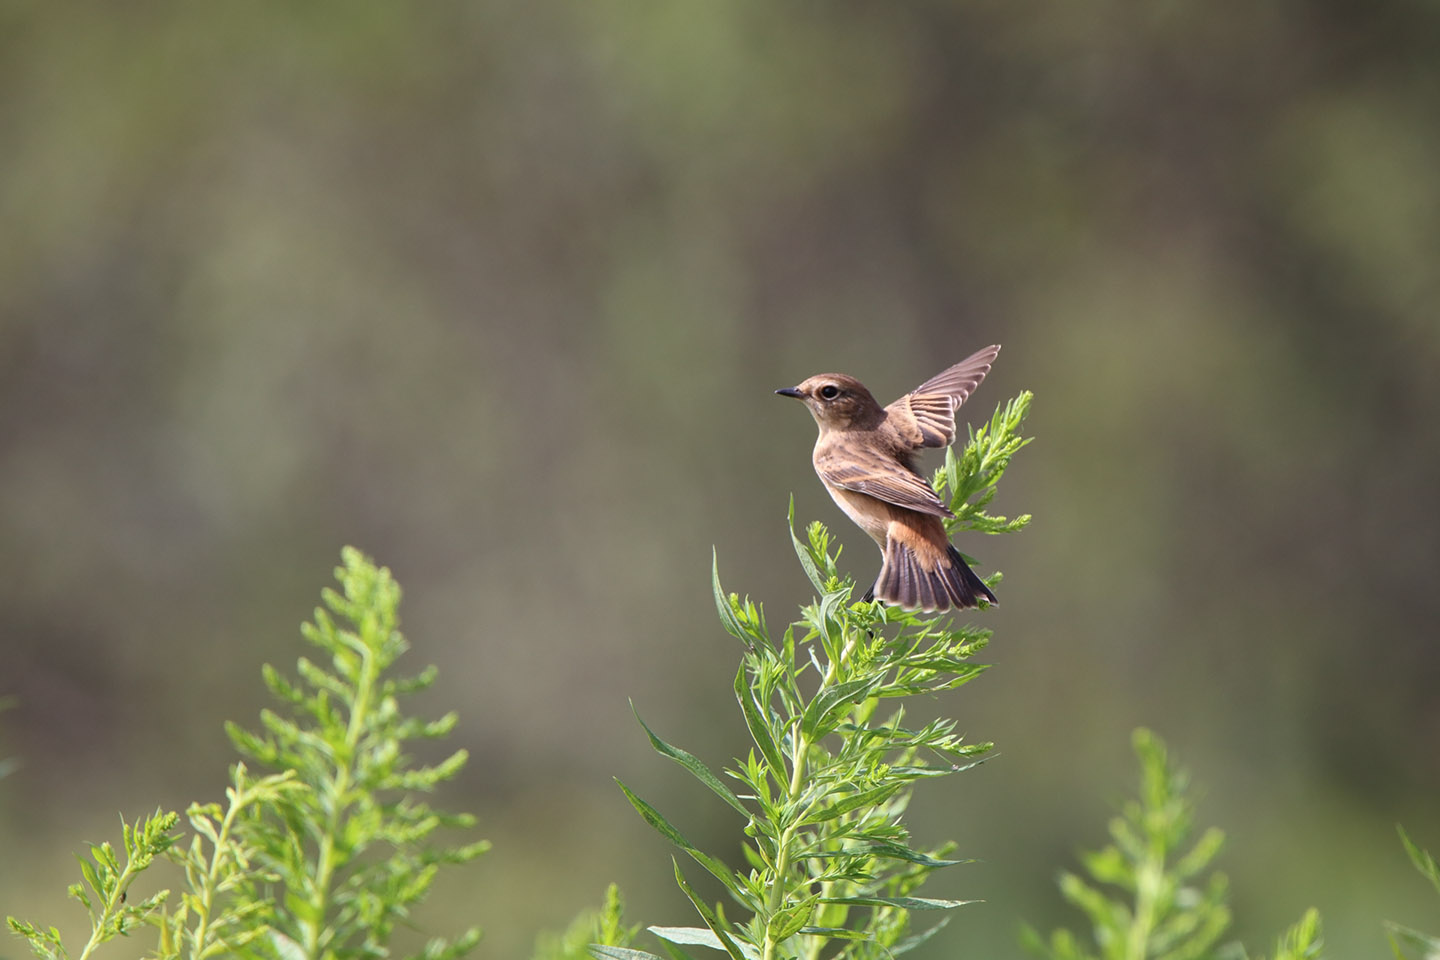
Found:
2,3 -> 1438,958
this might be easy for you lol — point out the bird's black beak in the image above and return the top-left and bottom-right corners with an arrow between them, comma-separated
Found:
775,387 -> 803,399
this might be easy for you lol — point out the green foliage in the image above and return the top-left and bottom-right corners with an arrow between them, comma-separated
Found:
533,885 -> 639,960
1022,728 -> 1319,960
8,810 -> 179,960
611,394 -> 1033,960
1259,908 -> 1323,960
1022,728 -> 1230,960
154,765 -> 306,960
7,547 -> 485,960
1386,827 -> 1440,960
933,390 -> 1034,538
225,546 -> 487,960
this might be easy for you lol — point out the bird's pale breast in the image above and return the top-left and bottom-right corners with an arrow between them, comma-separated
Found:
823,484 -> 892,546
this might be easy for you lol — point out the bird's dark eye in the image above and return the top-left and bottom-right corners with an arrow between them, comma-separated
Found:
819,385 -> 841,400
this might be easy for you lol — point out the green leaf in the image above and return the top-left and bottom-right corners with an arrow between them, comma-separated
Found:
632,703 -> 750,819
798,783 -> 903,824
893,918 -> 952,956
267,929 -> 308,960
588,948 -> 666,960
616,781 -> 737,892
767,897 -> 816,943
797,927 -> 872,940
857,841 -> 966,868
1399,826 -> 1440,899
76,855 -> 103,901
712,554 -> 748,643
1174,826 -> 1225,880
787,498 -> 827,592
733,665 -> 786,785
819,896 -> 977,910
799,675 -> 882,739
671,863 -> 754,960
1387,921 -> 1440,960
650,927 -> 728,951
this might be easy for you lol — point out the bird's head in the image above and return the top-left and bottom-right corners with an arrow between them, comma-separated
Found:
775,374 -> 882,431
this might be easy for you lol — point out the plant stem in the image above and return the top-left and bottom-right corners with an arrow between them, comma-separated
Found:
189,788 -> 246,960
77,862 -> 139,960
1125,845 -> 1163,960
303,641 -> 377,960
762,628 -> 860,960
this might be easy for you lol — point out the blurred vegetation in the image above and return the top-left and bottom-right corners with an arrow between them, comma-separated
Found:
7,549 -> 483,960
2,3 -> 1438,959
1387,828 -> 1440,960
1022,729 -> 1323,960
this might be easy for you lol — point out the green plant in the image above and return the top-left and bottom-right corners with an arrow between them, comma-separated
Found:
1021,728 -> 1321,960
8,810 -> 181,960
1263,909 -> 1323,960
7,548 -> 486,960
533,885 -> 639,960
157,765 -> 306,960
608,393 -> 1033,960
1385,827 -> 1440,960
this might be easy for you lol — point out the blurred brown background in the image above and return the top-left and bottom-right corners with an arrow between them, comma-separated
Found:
2,3 -> 1439,958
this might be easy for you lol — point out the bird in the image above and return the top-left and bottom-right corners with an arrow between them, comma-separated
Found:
775,344 -> 1001,613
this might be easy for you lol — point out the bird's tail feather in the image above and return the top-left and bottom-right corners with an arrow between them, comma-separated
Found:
873,540 -> 997,612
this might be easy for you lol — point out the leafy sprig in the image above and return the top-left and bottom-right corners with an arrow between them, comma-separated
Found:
535,885 -> 639,960
8,810 -> 178,960
934,390 -> 1033,537
7,548 -> 486,960
1262,908 -> 1323,960
226,546 -> 488,960
611,393 -> 1034,960
1386,827 -> 1440,960
1023,728 -> 1321,960
1022,729 -> 1230,960
154,764 -> 304,960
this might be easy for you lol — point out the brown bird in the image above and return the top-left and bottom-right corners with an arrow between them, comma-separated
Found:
776,345 -> 1001,612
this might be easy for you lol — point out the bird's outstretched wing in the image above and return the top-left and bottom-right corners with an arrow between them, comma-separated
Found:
884,344 -> 1000,449
816,446 -> 953,518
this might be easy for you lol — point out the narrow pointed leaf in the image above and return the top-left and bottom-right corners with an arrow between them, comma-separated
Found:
1386,921 -> 1440,960
787,499 -> 826,591
650,927 -> 726,950
819,896 -> 977,910
672,862 -> 754,960
799,676 -> 884,739
1399,826 -> 1440,898
632,704 -> 750,819
797,927 -> 873,941
734,665 -> 787,783
616,780 -> 737,891
589,947 -> 666,960
711,554 -> 747,643
799,783 -> 903,825
857,841 -> 967,867
892,917 -> 952,956
76,855 -> 102,898
768,896 -> 817,943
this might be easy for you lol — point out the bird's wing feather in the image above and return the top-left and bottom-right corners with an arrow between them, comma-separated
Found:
885,393 -> 958,448
885,344 -> 1000,449
910,344 -> 1001,400
816,447 -> 953,518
